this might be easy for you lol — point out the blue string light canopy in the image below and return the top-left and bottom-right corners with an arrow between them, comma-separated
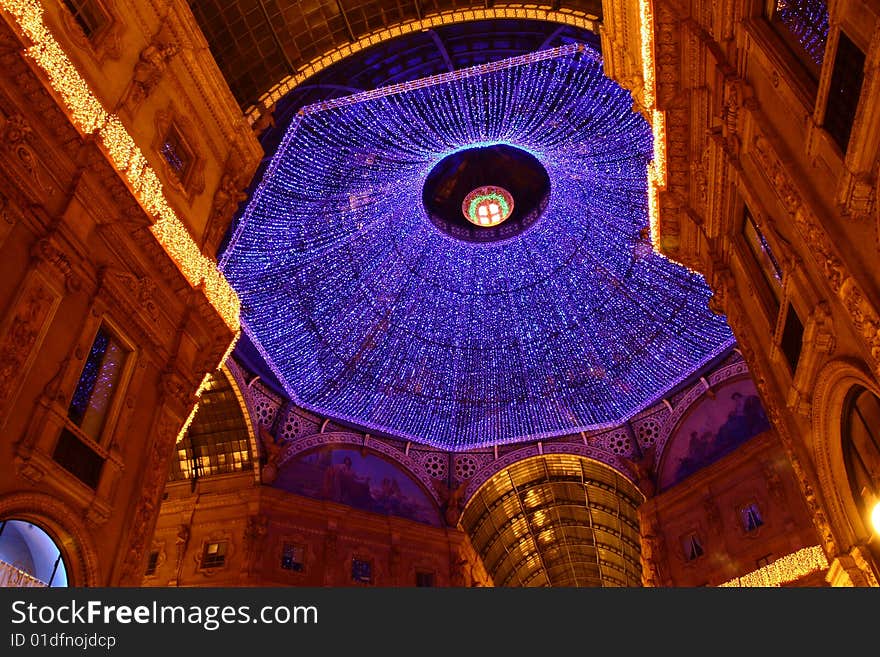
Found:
220,43 -> 735,450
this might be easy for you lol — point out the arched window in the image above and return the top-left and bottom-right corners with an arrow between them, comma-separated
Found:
842,386 -> 880,537
0,520 -> 68,587
169,370 -> 253,482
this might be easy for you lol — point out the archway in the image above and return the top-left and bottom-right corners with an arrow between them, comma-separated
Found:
0,519 -> 67,587
841,386 -> 880,561
459,454 -> 644,586
812,360 -> 880,547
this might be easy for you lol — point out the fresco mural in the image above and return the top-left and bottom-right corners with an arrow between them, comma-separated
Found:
273,446 -> 443,526
658,377 -> 771,490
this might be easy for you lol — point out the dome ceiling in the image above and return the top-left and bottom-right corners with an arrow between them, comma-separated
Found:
220,41 -> 734,450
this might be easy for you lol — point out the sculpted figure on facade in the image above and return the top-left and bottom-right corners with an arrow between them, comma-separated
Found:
121,39 -> 179,114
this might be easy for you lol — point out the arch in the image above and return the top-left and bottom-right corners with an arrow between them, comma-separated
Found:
811,357 -> 880,549
463,443 -> 637,504
246,8 -> 600,123
0,492 -> 100,586
170,367 -> 256,481
460,453 -> 644,586
652,357 -> 752,470
0,519 -> 67,586
220,361 -> 261,483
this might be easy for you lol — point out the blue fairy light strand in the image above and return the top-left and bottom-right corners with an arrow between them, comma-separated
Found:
221,45 -> 735,450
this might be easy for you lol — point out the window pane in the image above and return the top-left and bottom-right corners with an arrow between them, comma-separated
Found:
849,390 -> 880,485
68,326 -> 127,441
825,32 -> 865,155
780,305 -> 804,374
169,372 -> 253,481
281,543 -> 304,571
53,428 -> 104,489
772,0 -> 830,66
352,558 -> 371,583
202,542 -> 227,568
740,504 -> 764,532
161,126 -> 192,180
743,209 -> 783,316
62,0 -> 109,38
145,551 -> 159,576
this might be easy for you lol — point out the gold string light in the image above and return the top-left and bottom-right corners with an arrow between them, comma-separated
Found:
718,546 -> 829,587
247,7 -> 600,124
638,0 -> 668,254
174,372 -> 213,444
1,0 -> 240,332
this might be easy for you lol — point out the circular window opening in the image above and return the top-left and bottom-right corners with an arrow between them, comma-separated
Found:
422,144 -> 550,243
0,519 -> 68,587
463,186 -> 514,227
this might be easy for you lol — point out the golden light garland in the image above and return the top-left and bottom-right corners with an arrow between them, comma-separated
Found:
718,546 -> 829,587
215,324 -> 242,371
247,7 -> 601,124
1,0 -> 240,331
173,335 -> 243,443
638,0 -> 668,254
174,372 -> 212,444
246,2 -> 667,256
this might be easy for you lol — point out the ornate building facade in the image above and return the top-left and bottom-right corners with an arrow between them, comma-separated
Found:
0,0 -> 877,588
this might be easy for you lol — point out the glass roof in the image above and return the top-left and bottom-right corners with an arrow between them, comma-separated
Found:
460,455 -> 644,587
170,370 -> 253,481
220,43 -> 734,450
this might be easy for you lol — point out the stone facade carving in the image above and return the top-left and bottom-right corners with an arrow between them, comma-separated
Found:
639,512 -> 666,587
241,515 -> 269,578
431,478 -> 468,527
0,272 -> 60,422
121,38 -> 179,115
203,166 -> 247,255
117,407 -> 187,584
750,132 -> 880,375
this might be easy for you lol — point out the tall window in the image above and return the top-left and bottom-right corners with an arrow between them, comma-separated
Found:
201,541 -> 227,569
766,0 -> 829,79
53,325 -> 128,488
144,551 -> 159,577
779,303 -> 804,374
682,533 -> 704,562
739,503 -> 765,533
742,208 -> 783,318
842,387 -> 880,532
67,325 -> 128,442
824,32 -> 866,155
352,557 -> 372,584
281,543 -> 304,572
160,124 -> 193,182
62,0 -> 109,39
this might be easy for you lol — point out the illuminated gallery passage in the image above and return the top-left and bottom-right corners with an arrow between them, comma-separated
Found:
0,520 -> 67,587
460,455 -> 644,587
